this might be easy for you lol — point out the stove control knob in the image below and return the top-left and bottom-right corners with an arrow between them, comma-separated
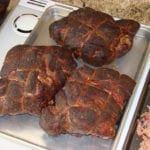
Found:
13,14 -> 39,36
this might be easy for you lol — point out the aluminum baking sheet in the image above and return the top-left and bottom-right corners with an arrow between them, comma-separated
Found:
0,3 -> 150,150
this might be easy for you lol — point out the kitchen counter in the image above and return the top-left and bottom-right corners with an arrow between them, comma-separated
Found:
8,0 -> 150,26
54,0 -> 150,26
7,0 -> 19,11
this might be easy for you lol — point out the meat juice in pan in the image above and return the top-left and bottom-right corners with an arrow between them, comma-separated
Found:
0,4 -> 149,150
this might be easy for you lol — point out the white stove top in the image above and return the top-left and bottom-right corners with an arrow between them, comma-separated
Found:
0,0 -> 55,70
0,2 -> 58,148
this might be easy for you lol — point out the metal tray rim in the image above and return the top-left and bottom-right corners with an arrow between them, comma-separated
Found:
112,42 -> 150,150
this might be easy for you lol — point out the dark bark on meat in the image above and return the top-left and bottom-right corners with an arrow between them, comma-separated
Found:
0,45 -> 77,116
49,7 -> 140,66
40,66 -> 135,138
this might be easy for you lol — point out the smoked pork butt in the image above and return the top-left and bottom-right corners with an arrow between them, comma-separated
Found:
49,7 -> 140,66
40,66 -> 135,138
0,45 -> 77,116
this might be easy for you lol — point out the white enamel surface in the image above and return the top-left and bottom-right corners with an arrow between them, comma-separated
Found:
14,14 -> 39,31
